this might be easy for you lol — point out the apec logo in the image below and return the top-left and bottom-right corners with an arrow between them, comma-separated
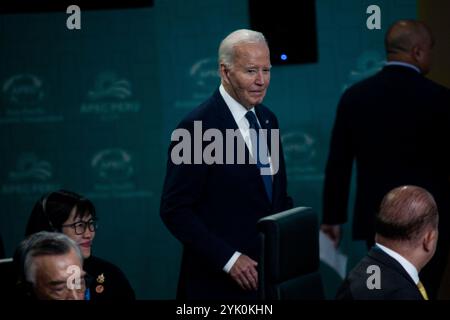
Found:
91,149 -> 134,183
283,131 -> 317,166
0,74 -> 63,123
8,153 -> 52,182
2,74 -> 44,107
80,71 -> 140,119
282,130 -> 323,180
175,57 -> 220,110
1,153 -> 59,195
87,71 -> 132,101
342,50 -> 384,92
189,57 -> 220,90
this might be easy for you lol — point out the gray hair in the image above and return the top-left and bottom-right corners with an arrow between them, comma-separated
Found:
218,29 -> 268,68
20,231 -> 83,285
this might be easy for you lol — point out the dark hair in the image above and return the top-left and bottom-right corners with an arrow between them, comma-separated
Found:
25,190 -> 96,236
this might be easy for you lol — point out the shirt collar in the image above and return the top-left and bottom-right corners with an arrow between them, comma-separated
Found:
219,84 -> 255,125
385,61 -> 421,74
375,242 -> 419,284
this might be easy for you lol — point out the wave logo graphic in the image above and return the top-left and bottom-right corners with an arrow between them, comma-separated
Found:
87,72 -> 132,100
283,131 -> 317,167
282,130 -> 323,180
189,58 -> 220,89
2,74 -> 44,106
9,153 -> 52,181
343,50 -> 384,91
91,148 -> 134,182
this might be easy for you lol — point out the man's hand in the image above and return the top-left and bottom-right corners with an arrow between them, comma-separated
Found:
321,224 -> 342,248
229,255 -> 258,291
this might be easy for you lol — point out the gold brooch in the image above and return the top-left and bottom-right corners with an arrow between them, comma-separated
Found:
96,273 -> 105,284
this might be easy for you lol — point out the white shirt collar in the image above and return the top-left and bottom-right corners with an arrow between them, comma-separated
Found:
375,243 -> 419,284
385,61 -> 421,74
219,84 -> 255,127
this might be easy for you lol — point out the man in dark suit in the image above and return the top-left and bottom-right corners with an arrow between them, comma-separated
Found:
337,185 -> 439,300
321,20 -> 450,298
160,29 -> 292,300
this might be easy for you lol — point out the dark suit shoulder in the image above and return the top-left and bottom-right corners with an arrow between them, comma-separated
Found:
417,72 -> 450,93
256,103 -> 275,117
337,249 -> 422,300
346,65 -> 449,96
175,90 -> 224,129
177,90 -> 279,131
85,255 -> 126,275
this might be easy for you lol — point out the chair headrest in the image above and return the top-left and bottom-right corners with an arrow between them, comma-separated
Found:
258,207 -> 319,283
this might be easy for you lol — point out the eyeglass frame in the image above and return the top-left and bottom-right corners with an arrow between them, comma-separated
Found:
61,218 -> 98,235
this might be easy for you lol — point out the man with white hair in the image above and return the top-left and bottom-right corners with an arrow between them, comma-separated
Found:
18,231 -> 86,300
161,29 -> 292,299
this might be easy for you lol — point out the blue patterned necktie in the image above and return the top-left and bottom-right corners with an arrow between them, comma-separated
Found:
245,111 -> 272,202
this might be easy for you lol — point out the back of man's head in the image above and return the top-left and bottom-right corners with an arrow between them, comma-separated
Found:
375,186 -> 438,269
385,20 -> 434,74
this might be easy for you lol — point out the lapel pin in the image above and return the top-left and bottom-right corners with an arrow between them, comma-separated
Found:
265,120 -> 269,124
95,285 -> 104,293
97,273 -> 105,284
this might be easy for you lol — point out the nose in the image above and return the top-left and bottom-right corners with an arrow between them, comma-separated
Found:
82,226 -> 94,239
66,288 -> 85,300
255,70 -> 265,85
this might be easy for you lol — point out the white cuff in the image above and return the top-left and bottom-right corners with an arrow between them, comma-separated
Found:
223,251 -> 242,273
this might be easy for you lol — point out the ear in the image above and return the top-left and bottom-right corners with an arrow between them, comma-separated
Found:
220,63 -> 230,84
423,228 -> 438,253
411,45 -> 423,62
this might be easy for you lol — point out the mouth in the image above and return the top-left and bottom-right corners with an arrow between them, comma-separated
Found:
79,242 -> 91,248
249,91 -> 265,97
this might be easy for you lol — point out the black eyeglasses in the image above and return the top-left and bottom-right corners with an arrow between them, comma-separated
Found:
62,219 -> 98,235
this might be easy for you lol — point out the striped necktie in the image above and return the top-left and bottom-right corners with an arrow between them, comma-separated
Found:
417,281 -> 429,300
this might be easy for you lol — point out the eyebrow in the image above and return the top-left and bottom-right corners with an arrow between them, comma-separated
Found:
49,280 -> 66,286
72,218 -> 95,224
49,273 -> 86,287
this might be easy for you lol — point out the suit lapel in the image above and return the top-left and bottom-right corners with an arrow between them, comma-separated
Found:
211,91 -> 272,205
255,106 -> 272,154
211,90 -> 251,162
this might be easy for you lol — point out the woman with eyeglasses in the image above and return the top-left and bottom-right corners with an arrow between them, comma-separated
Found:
24,189 -> 135,300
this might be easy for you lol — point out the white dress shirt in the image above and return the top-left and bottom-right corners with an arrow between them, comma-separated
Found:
375,243 -> 420,285
385,61 -> 421,74
219,84 -> 272,273
219,84 -> 259,157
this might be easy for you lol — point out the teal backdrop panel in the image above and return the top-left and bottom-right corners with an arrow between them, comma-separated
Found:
0,7 -> 165,299
0,0 -> 416,299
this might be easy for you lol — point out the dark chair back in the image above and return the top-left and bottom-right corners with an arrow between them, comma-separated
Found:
0,258 -> 17,299
257,207 -> 324,300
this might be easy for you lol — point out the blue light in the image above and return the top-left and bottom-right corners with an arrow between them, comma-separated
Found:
280,54 -> 287,61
